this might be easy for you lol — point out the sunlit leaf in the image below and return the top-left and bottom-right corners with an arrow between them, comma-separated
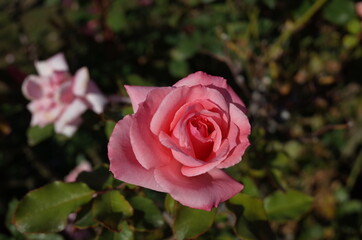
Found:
129,196 -> 164,229
264,190 -> 313,222
13,182 -> 94,233
173,206 -> 217,240
228,193 -> 275,240
93,190 -> 133,232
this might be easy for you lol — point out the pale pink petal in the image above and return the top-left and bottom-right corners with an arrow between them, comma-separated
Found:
125,85 -> 158,112
73,67 -> 90,96
229,103 -> 250,136
64,161 -> 92,182
217,138 -> 250,169
150,86 -> 228,136
58,118 -> 82,137
174,71 -> 246,110
22,75 -> 43,100
85,81 -> 108,114
159,131 -> 204,167
155,164 -> 243,211
129,87 -> 174,169
108,115 -> 165,191
54,99 -> 88,134
35,53 -> 69,77
57,81 -> 74,104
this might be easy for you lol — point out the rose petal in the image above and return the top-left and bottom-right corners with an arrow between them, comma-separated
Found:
217,138 -> 250,169
109,115 -> 165,191
181,140 -> 230,177
130,87 -> 173,169
159,131 -> 203,167
73,67 -> 90,97
150,86 -> 228,136
85,81 -> 108,114
56,117 -> 82,137
125,85 -> 158,112
174,71 -> 246,111
155,164 -> 243,211
229,103 -> 250,137
35,53 -> 69,77
64,161 -> 92,182
22,75 -> 44,100
54,99 -> 88,135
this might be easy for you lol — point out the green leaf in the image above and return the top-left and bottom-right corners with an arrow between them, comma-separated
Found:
322,0 -> 356,26
97,222 -> 134,240
264,190 -> 314,222
105,121 -> 116,139
173,206 -> 217,240
13,181 -> 94,233
164,194 -> 179,216
129,196 -> 164,229
77,164 -> 113,191
169,60 -> 189,78
92,190 -> 133,232
227,193 -> 275,240
27,124 -> 53,146
74,203 -> 98,229
106,0 -> 126,32
262,0 -> 276,9
347,19 -> 362,34
241,177 -> 260,197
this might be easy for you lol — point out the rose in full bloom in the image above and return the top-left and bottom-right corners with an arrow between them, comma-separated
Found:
108,71 -> 250,210
22,53 -> 107,136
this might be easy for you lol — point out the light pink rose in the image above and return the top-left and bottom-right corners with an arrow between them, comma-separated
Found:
64,161 -> 92,182
22,53 -> 107,137
108,71 -> 251,210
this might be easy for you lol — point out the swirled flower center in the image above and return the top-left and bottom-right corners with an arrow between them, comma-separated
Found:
190,116 -> 214,137
188,115 -> 215,160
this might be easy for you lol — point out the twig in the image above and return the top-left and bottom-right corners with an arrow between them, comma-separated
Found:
267,0 -> 328,60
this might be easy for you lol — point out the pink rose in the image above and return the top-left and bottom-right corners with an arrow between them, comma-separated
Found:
64,161 -> 92,182
108,71 -> 251,210
22,53 -> 107,137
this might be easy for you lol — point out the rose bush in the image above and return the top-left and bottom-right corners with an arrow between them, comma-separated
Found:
108,71 -> 250,210
22,53 -> 107,136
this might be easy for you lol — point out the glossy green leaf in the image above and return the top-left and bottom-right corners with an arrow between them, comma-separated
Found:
13,182 -> 94,233
129,196 -> 164,229
93,190 -> 133,232
228,193 -> 275,240
173,206 -> 217,240
27,124 -> 53,146
74,202 -> 97,229
264,190 -> 313,222
96,222 -> 134,240
322,0 -> 355,26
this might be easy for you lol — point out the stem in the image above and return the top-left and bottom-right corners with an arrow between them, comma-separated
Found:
267,0 -> 328,60
347,150 -> 362,192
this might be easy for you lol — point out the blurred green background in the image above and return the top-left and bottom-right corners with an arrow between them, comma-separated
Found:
1,0 -> 362,239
